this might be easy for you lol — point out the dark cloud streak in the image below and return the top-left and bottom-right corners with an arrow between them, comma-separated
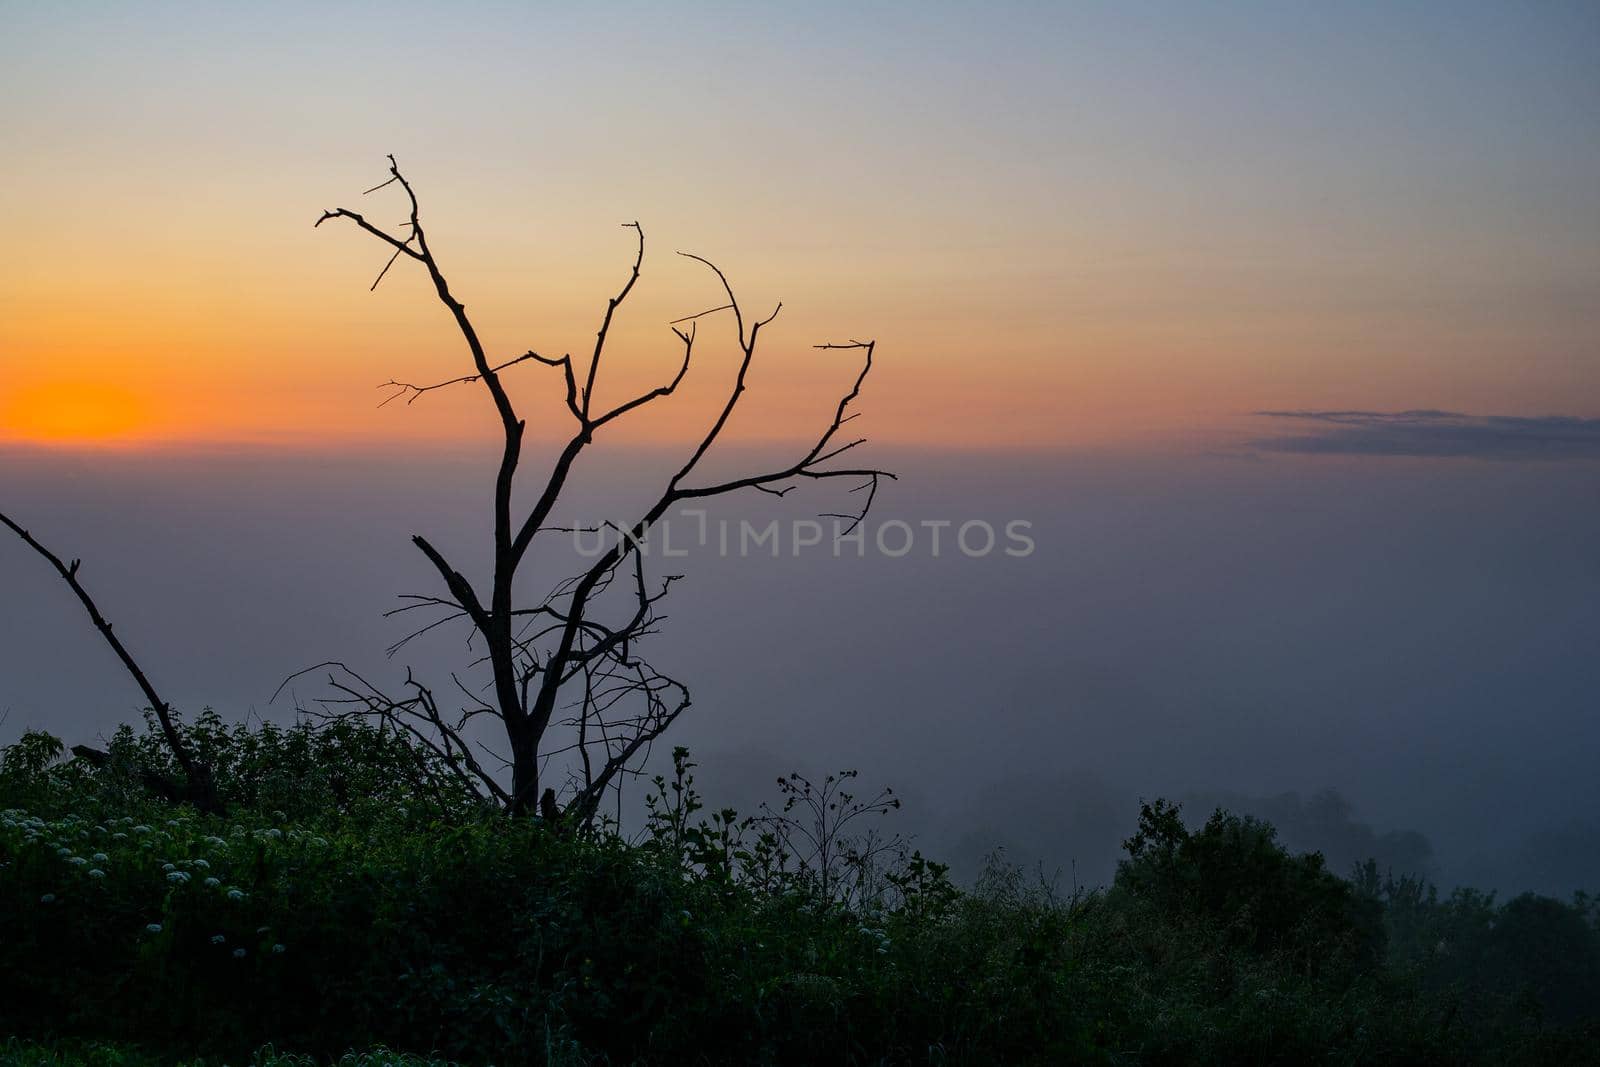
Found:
1251,410 -> 1600,460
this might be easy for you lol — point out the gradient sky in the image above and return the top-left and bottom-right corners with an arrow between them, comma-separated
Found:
2,4 -> 1599,895
4,1 -> 1597,449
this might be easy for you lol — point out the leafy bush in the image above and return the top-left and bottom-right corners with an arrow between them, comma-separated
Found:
1114,799 -> 1386,980
0,1038 -> 467,1066
2,724 -> 1596,1065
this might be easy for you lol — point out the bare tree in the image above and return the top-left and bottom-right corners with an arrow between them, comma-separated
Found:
299,156 -> 891,822
0,511 -> 218,812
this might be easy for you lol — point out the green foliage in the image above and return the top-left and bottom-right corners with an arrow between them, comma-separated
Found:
0,1039 -> 466,1066
640,748 -> 954,917
1363,861 -> 1600,1031
99,709 -> 488,828
1,726 -> 1596,1065
1115,799 -> 1386,980
0,732 -> 66,806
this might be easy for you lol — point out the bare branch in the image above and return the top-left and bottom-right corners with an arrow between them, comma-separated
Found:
377,350 -> 561,408
590,322 -> 695,429
581,222 -> 645,418
668,302 -> 733,325
0,509 -> 216,810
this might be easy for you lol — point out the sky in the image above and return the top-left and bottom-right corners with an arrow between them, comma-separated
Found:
2,3 -> 1598,894
3,1 -> 1597,450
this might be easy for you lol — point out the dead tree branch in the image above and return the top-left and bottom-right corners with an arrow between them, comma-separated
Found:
0,509 -> 218,812
310,156 -> 893,823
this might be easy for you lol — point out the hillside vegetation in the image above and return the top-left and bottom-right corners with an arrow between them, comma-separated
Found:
2,716 -> 1596,1065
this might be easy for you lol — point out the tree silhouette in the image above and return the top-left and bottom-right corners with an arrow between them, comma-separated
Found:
298,156 -> 891,822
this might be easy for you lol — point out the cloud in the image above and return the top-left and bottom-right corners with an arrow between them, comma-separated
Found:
1250,410 -> 1600,460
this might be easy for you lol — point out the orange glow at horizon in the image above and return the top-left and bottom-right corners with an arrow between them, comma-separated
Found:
2,5 -> 1595,454
0,381 -> 158,447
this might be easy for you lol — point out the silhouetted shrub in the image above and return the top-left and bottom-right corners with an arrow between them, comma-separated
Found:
1114,799 -> 1386,980
2,724 -> 1595,1064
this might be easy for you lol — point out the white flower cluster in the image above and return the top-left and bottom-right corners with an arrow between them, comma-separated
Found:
4,807 -> 299,956
858,925 -> 892,955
